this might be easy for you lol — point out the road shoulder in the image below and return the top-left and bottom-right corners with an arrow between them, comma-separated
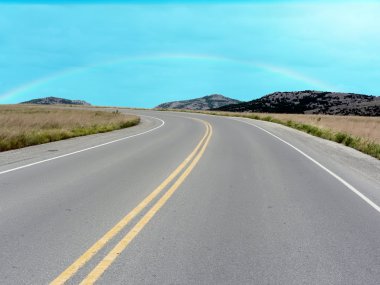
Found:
0,115 -> 160,173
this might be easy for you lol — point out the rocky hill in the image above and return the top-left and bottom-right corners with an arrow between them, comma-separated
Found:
215,91 -> 380,116
20,97 -> 91,106
156,94 -> 241,110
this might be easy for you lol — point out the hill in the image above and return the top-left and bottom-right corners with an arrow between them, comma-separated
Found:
20,97 -> 91,106
156,94 -> 241,110
215,91 -> 380,116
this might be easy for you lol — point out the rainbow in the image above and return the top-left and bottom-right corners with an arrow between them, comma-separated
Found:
0,53 -> 335,101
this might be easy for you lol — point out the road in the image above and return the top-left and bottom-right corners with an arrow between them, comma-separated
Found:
0,110 -> 379,284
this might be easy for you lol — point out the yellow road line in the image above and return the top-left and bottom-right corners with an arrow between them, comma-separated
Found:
79,122 -> 213,285
50,120 -> 210,285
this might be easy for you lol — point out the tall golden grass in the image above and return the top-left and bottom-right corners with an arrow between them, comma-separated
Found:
250,113 -> 380,144
0,105 -> 140,152
157,109 -> 380,159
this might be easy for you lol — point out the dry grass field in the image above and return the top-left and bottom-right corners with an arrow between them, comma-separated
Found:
257,113 -> 380,144
0,105 -> 140,152
212,111 -> 380,159
160,109 -> 380,159
223,112 -> 380,144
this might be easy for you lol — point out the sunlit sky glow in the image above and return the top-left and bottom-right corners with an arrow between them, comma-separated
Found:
0,1 -> 379,107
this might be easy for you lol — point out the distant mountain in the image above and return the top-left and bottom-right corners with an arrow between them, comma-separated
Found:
20,97 -> 91,106
156,94 -> 241,110
215,91 -> 380,116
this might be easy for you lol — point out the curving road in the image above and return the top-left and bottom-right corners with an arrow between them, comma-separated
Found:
0,110 -> 379,284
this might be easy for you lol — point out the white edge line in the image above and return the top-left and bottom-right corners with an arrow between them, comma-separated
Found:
232,117 -> 380,213
0,115 -> 165,176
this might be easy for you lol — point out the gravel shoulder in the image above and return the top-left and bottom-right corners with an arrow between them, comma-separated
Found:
232,116 -> 380,206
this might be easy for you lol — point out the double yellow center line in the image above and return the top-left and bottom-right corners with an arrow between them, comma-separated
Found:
50,118 -> 212,285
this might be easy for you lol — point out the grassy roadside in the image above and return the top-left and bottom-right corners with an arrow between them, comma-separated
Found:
156,109 -> 380,160
0,105 -> 140,152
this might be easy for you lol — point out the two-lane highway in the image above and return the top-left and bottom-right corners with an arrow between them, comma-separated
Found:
1,110 -> 379,284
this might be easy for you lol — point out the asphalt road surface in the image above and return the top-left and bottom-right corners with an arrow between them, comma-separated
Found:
1,110 -> 379,284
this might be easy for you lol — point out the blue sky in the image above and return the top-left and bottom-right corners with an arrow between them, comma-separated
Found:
0,1 -> 379,107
